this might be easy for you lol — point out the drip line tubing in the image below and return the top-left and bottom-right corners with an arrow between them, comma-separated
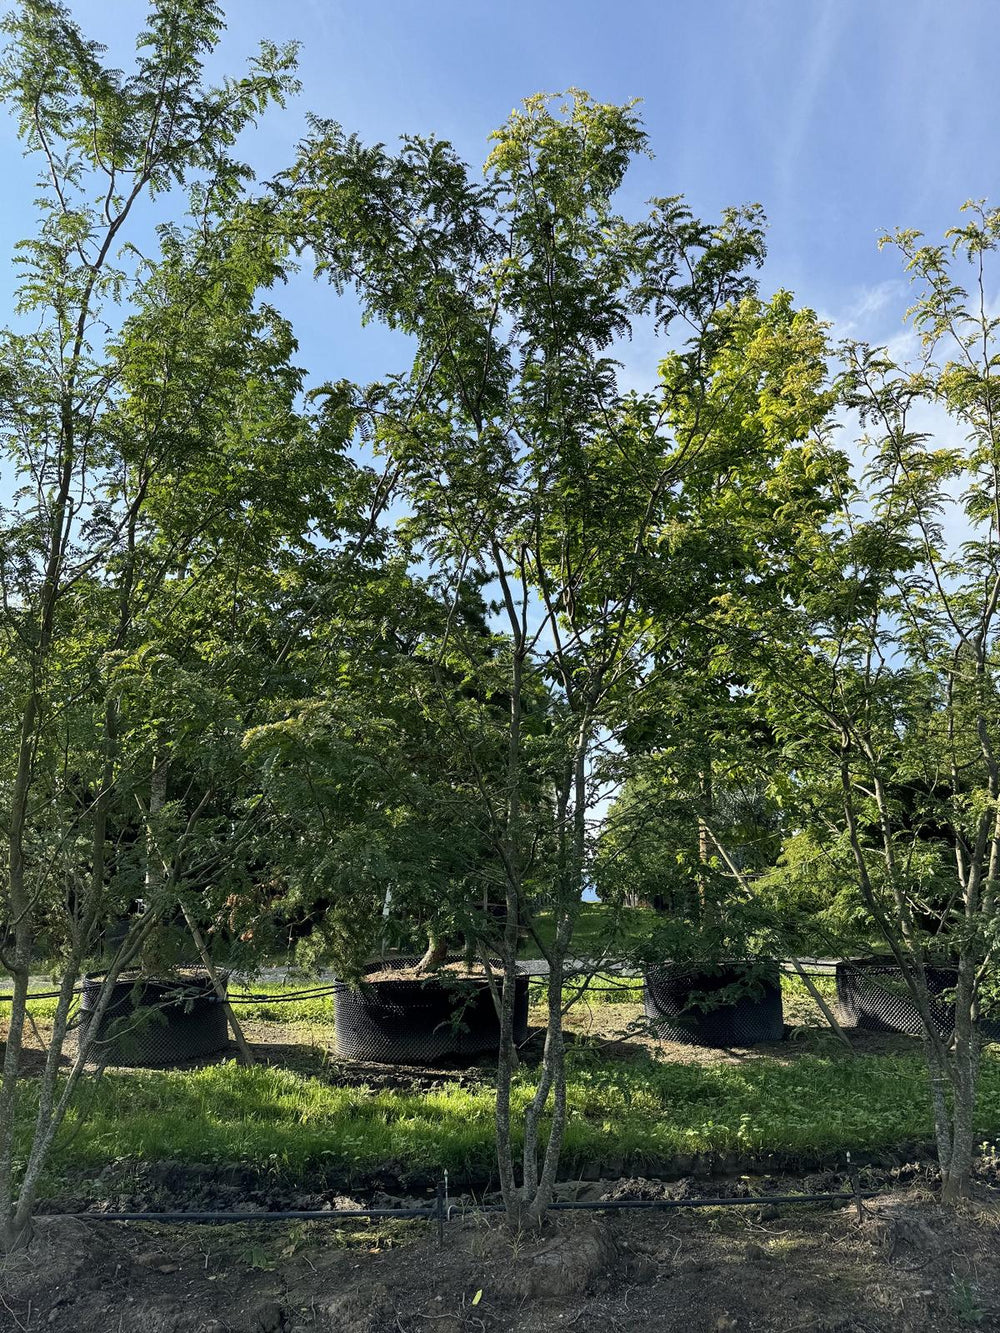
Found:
36,1190 -> 878,1225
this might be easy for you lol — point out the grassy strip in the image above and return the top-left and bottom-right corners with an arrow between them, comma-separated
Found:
227,985 -> 338,1024
524,904 -> 658,959
27,1046 -> 1000,1192
780,973 -> 838,1000
0,985 -> 340,1027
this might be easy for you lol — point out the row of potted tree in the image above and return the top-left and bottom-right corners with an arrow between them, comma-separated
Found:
3,0 -> 1000,1248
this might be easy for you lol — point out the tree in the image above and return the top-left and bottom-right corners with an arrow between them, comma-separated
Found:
288,91 -> 837,1225
0,0 -> 347,1249
243,562 -> 521,979
752,203 -> 1000,1202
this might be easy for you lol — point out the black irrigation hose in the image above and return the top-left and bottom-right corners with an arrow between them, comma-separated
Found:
0,984 -> 350,1007
0,968 -> 838,1007
36,1191 -> 878,1225
0,980 -> 833,1007
0,990 -> 66,1003
42,1207 -> 439,1222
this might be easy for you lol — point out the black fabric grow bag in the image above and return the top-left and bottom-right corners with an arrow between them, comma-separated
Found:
643,961 -> 784,1047
335,961 -> 529,1063
836,957 -> 1000,1041
80,971 -> 229,1067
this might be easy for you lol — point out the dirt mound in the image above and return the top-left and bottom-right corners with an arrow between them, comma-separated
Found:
1,1216 -> 113,1302
6,1186 -> 1000,1331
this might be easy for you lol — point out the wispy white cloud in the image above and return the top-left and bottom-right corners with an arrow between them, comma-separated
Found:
819,279 -> 909,341
773,1 -> 848,210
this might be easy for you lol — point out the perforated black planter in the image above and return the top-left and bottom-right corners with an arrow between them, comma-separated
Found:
643,961 -> 784,1047
335,963 -> 529,1063
835,957 -> 1000,1041
80,971 -> 229,1067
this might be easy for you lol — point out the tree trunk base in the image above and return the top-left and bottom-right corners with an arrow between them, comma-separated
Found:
940,1174 -> 971,1206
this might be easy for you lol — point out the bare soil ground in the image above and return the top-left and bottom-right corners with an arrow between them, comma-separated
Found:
4,1183 -> 1000,1332
363,963 -> 496,982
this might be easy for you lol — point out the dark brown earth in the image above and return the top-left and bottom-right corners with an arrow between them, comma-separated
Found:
4,1184 -> 1000,1332
362,963 -> 496,983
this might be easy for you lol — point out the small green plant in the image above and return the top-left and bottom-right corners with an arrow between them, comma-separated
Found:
950,1275 -> 984,1326
242,1242 -> 276,1272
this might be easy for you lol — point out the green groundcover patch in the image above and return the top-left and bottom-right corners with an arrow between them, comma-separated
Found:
21,1047 -> 1000,1191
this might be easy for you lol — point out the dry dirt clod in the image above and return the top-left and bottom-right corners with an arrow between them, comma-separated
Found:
315,1284 -> 394,1333
252,1299 -> 288,1332
623,1255 -> 658,1284
137,1249 -> 181,1273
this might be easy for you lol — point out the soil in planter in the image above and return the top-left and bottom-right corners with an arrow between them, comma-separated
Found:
362,961 -> 502,982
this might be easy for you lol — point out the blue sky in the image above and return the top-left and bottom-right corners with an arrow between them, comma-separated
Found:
1,0 -> 998,387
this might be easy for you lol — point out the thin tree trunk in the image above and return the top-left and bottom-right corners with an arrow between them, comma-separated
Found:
527,942 -> 568,1225
496,635 -> 525,1223
790,959 -> 855,1054
0,692 -> 41,1249
942,948 -> 980,1203
524,728 -> 589,1225
180,905 -> 254,1067
697,764 -> 713,918
495,908 -> 520,1222
4,907 -> 163,1249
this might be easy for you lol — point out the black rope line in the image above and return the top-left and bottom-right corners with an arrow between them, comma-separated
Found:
0,970 -> 859,1007
35,1190 -> 878,1225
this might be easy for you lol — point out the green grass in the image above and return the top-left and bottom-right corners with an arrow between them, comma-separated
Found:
25,994 -> 64,1021
0,993 -> 73,1023
25,1045 -> 1000,1194
227,983 -> 338,1024
540,974 -> 643,1006
779,972 -> 837,1001
523,904 -> 658,959
0,983 -> 339,1027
